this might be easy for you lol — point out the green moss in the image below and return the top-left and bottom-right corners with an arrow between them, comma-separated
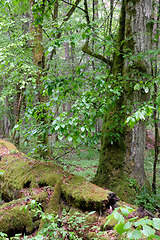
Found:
0,152 -> 69,201
38,180 -> 62,230
85,213 -> 98,224
85,232 -> 111,240
45,180 -> 62,215
112,0 -> 125,75
0,140 -> 18,152
0,198 -> 26,210
32,190 -> 48,210
124,19 -> 135,51
125,0 -> 140,4
61,175 -> 112,211
94,139 -> 125,189
0,205 -> 34,235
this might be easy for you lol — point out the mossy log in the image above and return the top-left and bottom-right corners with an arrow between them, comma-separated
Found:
0,140 -> 119,237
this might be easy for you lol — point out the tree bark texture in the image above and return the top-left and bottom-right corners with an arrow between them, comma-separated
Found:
94,0 -> 153,198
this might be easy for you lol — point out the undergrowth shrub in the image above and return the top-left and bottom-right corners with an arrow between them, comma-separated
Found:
105,206 -> 160,240
134,186 -> 160,214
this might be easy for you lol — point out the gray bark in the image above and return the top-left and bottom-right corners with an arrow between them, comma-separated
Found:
94,0 -> 153,195
124,0 -> 153,186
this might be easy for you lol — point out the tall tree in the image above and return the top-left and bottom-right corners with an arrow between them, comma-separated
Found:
92,0 -> 153,198
152,0 -> 160,194
29,0 -> 52,157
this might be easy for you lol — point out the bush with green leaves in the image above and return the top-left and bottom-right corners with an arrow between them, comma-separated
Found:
0,209 -> 95,239
134,186 -> 160,214
30,209 -> 96,240
105,206 -> 160,240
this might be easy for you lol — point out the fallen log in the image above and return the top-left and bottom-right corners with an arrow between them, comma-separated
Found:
0,140 -> 119,238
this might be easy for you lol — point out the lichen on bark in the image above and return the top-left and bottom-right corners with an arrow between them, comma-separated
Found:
94,0 -> 153,198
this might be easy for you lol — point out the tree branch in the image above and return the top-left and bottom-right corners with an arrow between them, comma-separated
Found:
46,0 -> 82,71
81,42 -> 113,67
61,0 -> 85,13
84,0 -> 90,26
60,0 -> 82,25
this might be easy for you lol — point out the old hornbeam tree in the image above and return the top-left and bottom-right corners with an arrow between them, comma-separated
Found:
92,0 -> 153,197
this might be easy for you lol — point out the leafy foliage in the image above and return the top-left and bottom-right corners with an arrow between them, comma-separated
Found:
134,186 -> 160,214
105,206 -> 160,240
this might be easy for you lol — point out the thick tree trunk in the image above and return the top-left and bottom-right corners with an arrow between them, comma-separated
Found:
94,0 -> 153,200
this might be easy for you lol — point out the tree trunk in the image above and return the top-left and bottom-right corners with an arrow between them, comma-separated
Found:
29,0 -> 51,158
94,0 -> 153,200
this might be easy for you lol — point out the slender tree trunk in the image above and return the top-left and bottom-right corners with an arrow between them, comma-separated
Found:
109,0 -> 114,34
29,0 -> 51,157
94,0 -> 153,199
152,0 -> 160,194
12,83 -> 25,146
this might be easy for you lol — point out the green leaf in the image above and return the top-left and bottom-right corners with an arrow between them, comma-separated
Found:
134,83 -> 141,91
91,126 -> 96,132
155,235 -> 160,240
14,124 -> 20,130
124,221 -> 132,230
113,211 -> 125,223
58,135 -> 63,140
142,225 -> 155,237
61,124 -> 65,128
127,230 -> 142,239
153,218 -> 160,230
104,211 -> 116,228
134,217 -> 151,227
48,46 -> 53,52
144,86 -> 149,93
68,136 -> 72,142
48,86 -> 53,95
81,127 -> 85,132
114,223 -> 126,234
121,207 -> 133,216
72,140 -> 77,148
82,32 -> 86,39
55,125 -> 60,131
88,211 -> 96,215
0,170 -> 5,175
129,216 -> 139,222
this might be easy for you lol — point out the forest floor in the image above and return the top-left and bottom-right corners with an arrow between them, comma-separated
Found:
0,130 -> 160,239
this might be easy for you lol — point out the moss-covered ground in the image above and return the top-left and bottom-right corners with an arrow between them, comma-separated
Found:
0,137 -> 160,239
0,140 -> 121,239
16,138 -> 160,208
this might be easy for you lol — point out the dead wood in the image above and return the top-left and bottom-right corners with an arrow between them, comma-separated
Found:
0,139 -> 119,238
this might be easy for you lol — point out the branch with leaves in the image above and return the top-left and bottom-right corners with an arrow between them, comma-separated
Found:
82,0 -> 113,67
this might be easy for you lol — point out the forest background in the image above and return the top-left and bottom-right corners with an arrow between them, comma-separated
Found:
0,0 -> 160,214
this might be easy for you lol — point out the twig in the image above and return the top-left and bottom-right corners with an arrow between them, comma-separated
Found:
54,144 -> 82,161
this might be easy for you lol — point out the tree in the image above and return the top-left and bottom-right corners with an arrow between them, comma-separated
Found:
27,0 -> 83,157
152,0 -> 160,194
93,0 -> 153,197
0,0 -> 32,142
29,0 -> 52,157
0,0 -> 157,200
